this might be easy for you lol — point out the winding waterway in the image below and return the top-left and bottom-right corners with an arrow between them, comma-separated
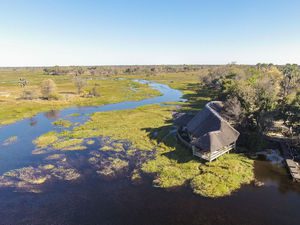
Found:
0,80 -> 299,225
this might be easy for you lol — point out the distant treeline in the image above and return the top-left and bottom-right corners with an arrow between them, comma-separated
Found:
1,63 -> 298,76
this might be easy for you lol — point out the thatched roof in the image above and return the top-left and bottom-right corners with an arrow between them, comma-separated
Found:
173,113 -> 194,127
180,101 -> 240,152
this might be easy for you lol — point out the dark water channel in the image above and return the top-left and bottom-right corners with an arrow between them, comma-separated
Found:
0,80 -> 300,225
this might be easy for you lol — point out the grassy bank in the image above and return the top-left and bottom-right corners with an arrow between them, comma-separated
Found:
0,69 -> 160,125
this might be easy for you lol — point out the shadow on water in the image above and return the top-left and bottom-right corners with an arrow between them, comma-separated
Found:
0,80 -> 300,225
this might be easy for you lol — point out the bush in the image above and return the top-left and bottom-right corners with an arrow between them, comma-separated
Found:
73,77 -> 87,94
20,89 -> 38,100
40,79 -> 57,100
84,86 -> 100,98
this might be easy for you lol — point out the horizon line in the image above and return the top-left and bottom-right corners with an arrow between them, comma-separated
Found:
0,62 -> 297,68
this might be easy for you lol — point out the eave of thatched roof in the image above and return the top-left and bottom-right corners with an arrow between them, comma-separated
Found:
173,113 -> 194,127
187,101 -> 240,152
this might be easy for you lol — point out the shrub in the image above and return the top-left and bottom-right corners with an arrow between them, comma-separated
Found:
84,86 -> 101,98
20,89 -> 38,100
40,79 -> 57,100
73,77 -> 87,94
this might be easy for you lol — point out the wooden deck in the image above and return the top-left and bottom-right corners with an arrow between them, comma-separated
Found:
193,144 -> 234,162
280,142 -> 300,182
177,130 -> 234,162
286,159 -> 300,182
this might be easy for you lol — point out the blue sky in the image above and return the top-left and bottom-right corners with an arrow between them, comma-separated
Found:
0,0 -> 300,66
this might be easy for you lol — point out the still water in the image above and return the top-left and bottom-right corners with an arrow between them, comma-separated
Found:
0,80 -> 299,225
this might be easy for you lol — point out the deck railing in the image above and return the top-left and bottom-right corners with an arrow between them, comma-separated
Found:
193,143 -> 235,162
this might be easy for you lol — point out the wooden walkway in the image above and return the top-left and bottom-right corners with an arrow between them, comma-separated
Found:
280,142 -> 300,182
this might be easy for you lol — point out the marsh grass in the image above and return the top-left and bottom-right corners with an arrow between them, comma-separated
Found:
68,104 -> 174,150
52,119 -> 72,128
2,136 -> 18,146
89,154 -> 129,178
52,138 -> 84,150
0,73 -> 160,125
33,131 -> 86,151
131,169 -> 142,182
86,139 -> 95,145
191,154 -> 254,197
68,113 -> 81,117
33,131 -> 59,148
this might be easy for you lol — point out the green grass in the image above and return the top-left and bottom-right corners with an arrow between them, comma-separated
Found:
0,69 -> 161,125
33,131 -> 86,151
67,104 -> 173,150
191,154 -> 254,197
68,113 -> 81,117
33,131 -> 59,148
52,138 -> 84,150
86,139 -> 95,145
52,119 -> 72,128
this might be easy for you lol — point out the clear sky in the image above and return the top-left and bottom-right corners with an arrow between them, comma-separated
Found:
1,0 -> 300,66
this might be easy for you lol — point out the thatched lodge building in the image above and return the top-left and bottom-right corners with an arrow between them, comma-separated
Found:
174,101 -> 240,162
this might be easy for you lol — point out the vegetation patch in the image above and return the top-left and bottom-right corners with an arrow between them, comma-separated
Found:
0,162 -> 80,192
88,153 -> 129,178
32,149 -> 48,155
142,154 -> 200,188
191,154 -> 254,198
68,104 -> 173,150
52,138 -> 84,150
86,139 -> 95,145
68,113 -> 81,117
100,145 -> 114,151
2,136 -> 18,146
33,131 -> 59,148
52,119 -> 72,128
131,169 -> 142,183
45,154 -> 66,161
3,166 -> 49,185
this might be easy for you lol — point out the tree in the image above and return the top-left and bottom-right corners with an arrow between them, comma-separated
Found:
282,91 -> 300,137
40,79 -> 57,100
76,67 -> 84,76
223,67 -> 282,133
222,96 -> 242,122
282,64 -> 300,96
73,77 -> 87,94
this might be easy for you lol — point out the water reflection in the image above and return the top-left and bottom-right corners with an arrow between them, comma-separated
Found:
254,160 -> 300,195
29,118 -> 38,126
44,110 -> 60,119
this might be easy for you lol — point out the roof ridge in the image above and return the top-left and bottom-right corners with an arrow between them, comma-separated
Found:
205,101 -> 240,135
